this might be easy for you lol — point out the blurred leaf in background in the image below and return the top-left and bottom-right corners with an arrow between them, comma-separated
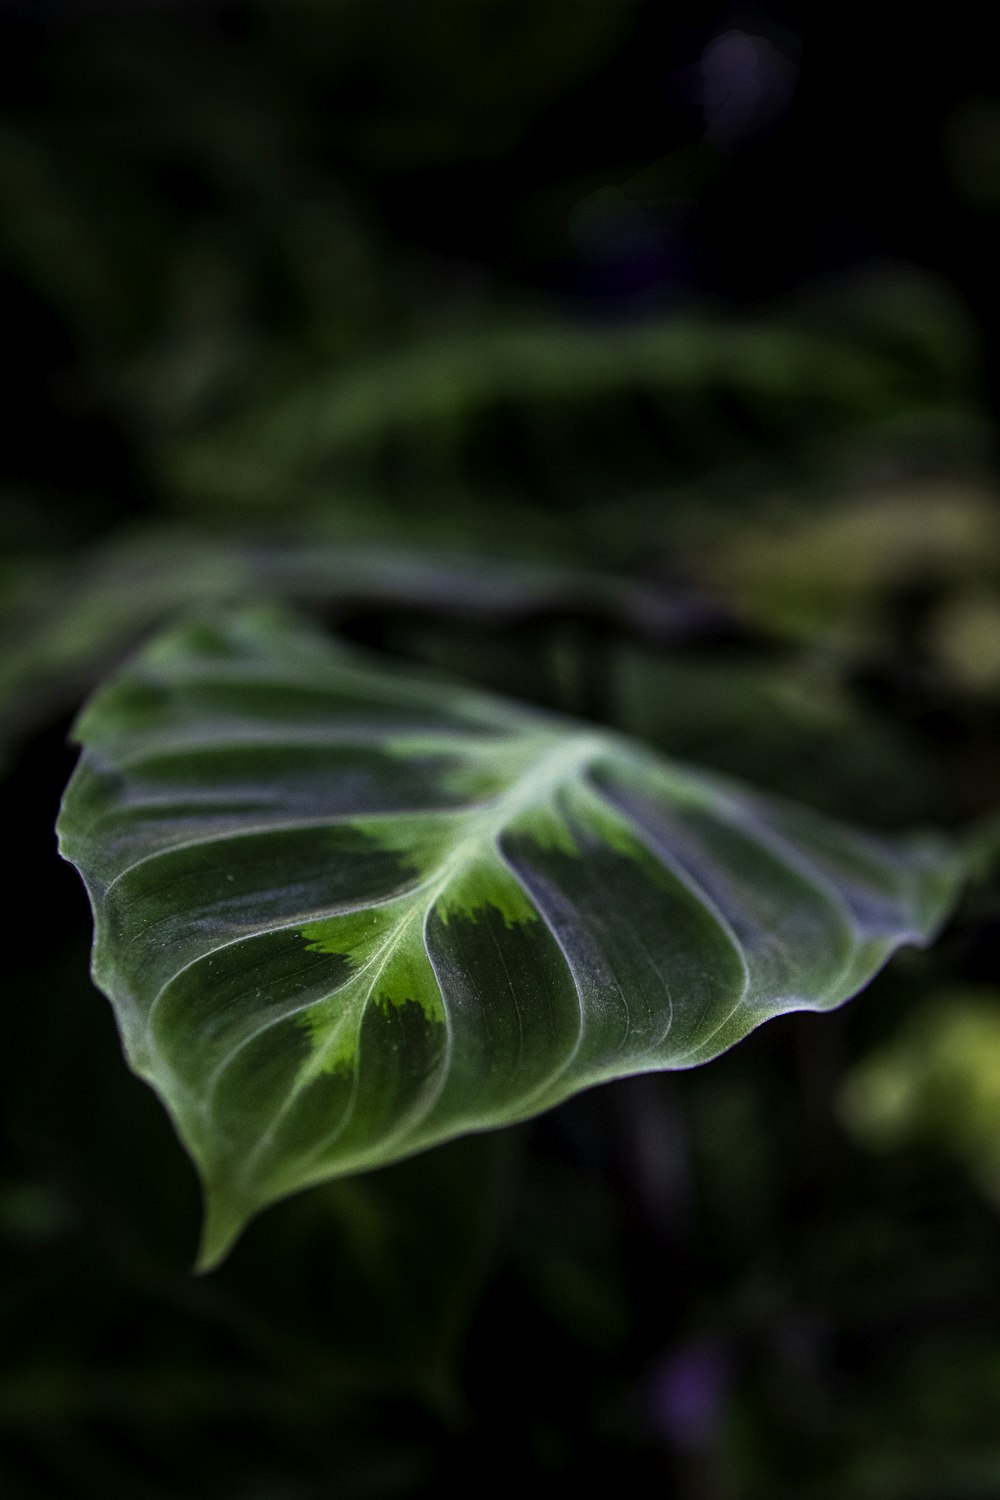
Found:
840,991 -> 1000,1206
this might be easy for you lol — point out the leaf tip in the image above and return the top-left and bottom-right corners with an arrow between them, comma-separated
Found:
194,1189 -> 247,1275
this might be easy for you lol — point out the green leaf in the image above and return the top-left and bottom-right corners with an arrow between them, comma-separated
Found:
166,306 -> 975,513
0,527 -> 711,754
56,608 -> 962,1268
838,990 -> 1000,1205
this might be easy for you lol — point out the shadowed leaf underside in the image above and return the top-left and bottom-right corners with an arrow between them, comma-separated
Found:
56,609 -> 962,1266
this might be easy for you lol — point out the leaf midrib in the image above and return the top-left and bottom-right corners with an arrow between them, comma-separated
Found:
198,727 -> 609,1195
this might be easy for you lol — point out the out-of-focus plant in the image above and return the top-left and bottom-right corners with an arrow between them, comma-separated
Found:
840,993 -> 1000,1205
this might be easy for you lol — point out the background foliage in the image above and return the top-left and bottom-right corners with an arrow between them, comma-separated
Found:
2,2 -> 1000,1497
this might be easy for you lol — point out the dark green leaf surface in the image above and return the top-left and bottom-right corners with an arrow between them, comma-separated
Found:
57,610 -> 962,1267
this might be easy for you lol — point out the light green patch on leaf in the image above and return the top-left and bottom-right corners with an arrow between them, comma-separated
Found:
56,606 -> 967,1268
346,813 -> 457,883
433,848 -> 538,928
568,781 -> 661,862
300,897 -> 447,1047
510,798 -> 582,858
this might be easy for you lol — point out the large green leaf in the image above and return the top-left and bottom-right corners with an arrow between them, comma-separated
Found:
57,609 -> 962,1268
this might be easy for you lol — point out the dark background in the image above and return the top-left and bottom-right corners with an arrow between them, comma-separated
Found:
2,4 -> 1000,1497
